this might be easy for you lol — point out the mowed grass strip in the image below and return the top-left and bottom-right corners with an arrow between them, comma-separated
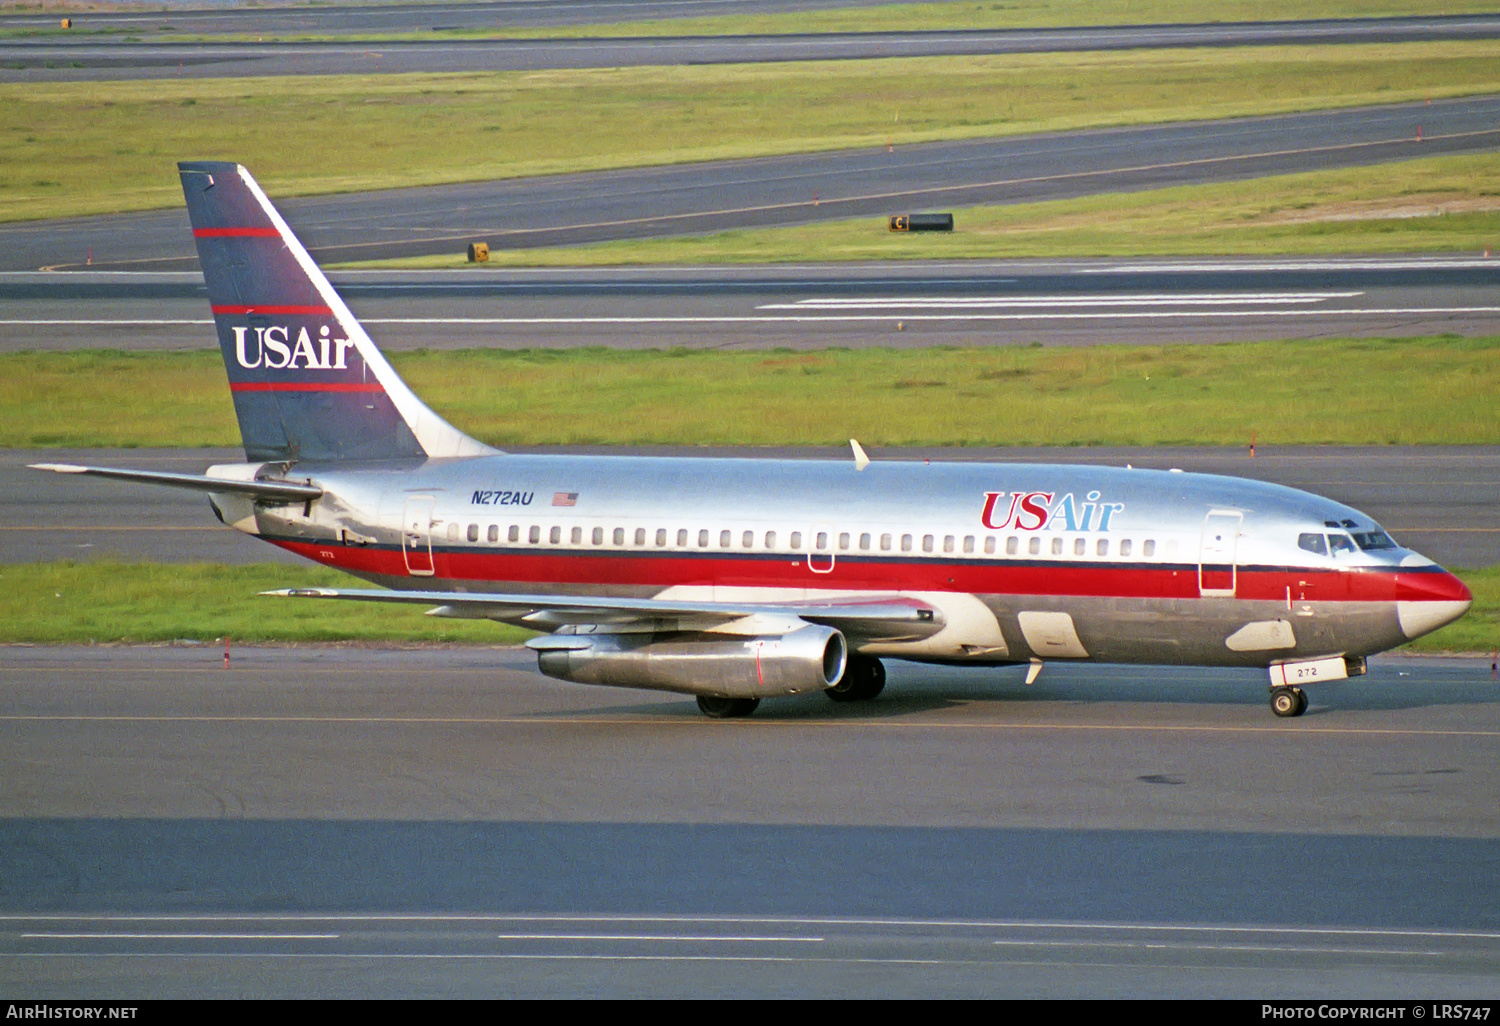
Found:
1,560 -> 1492,652
5,41 -> 1499,221
0,561 -> 528,644
371,153 -> 1500,267
3,339 -> 1496,449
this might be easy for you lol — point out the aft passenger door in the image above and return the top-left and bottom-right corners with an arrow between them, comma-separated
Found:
403,495 -> 435,576
1199,510 -> 1242,597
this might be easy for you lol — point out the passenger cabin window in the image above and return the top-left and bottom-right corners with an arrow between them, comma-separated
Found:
614,527 -> 626,546
744,530 -> 755,548
880,533 -> 892,551
1097,538 -> 1109,556
860,533 -> 871,551
592,527 -> 604,545
922,535 -> 934,553
982,537 -> 994,555
1298,533 -> 1329,556
720,530 -> 732,548
815,532 -> 828,549
1053,537 -> 1065,556
943,535 -> 954,554
839,532 -> 850,550
1029,537 -> 1042,556
468,523 -> 479,543
963,536 -> 975,554
529,525 -> 541,544
677,529 -> 688,547
571,526 -> 582,545
901,534 -> 913,552
656,529 -> 668,547
1142,539 -> 1155,558
633,528 -> 645,546
698,529 -> 710,548
1006,536 -> 1019,556
790,532 -> 802,549
1073,537 -> 1085,556
508,525 -> 520,543
1119,539 -> 1133,557
488,524 -> 499,544
765,531 -> 777,549
551,526 -> 561,545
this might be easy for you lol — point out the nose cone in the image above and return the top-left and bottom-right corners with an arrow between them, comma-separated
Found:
1396,566 -> 1473,640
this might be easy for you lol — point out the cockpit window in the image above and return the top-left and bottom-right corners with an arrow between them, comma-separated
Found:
1352,530 -> 1396,551
1328,533 -> 1358,556
1297,532 -> 1328,556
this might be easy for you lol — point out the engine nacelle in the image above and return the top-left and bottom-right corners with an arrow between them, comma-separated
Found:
532,625 -> 847,699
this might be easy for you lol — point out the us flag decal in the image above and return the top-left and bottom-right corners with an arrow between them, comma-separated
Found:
552,492 -> 579,507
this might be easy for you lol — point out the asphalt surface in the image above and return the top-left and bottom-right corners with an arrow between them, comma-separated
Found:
4,14 -> 1499,82
4,256 -> 1497,354
2,645 -> 1498,997
0,0 -> 901,36
7,445 -> 1497,569
7,94 -> 1497,271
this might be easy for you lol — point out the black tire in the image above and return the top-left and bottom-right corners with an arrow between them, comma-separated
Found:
826,655 -> 886,703
696,695 -> 761,719
1270,687 -> 1304,718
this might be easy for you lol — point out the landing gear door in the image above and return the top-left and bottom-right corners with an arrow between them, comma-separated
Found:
1199,510 -> 1242,597
403,495 -> 435,576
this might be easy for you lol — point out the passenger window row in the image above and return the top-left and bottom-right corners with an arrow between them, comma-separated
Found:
440,520 -> 1163,560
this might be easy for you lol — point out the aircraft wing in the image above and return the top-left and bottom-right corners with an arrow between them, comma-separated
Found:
30,463 -> 323,502
265,587 -> 943,642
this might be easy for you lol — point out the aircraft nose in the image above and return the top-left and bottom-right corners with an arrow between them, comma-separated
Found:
1396,566 -> 1473,640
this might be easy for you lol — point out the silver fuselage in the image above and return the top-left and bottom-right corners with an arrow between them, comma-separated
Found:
210,454 -> 1472,668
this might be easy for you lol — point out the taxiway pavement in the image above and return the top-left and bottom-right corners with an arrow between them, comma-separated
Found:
6,95 -> 1498,271
2,645 -> 1498,997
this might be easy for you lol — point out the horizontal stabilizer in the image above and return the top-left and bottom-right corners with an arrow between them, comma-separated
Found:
264,587 -> 943,642
30,463 -> 323,502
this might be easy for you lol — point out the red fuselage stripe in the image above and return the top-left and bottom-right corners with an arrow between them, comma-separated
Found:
194,227 -> 280,237
230,382 -> 385,393
271,540 -> 1470,604
211,305 -> 334,316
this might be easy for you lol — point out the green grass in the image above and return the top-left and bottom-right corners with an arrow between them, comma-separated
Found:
4,41 -> 1498,221
0,560 -> 1491,653
0,561 -> 529,644
359,153 -> 1500,267
3,338 -> 1497,450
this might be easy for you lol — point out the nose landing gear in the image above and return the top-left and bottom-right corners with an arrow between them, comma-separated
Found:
1270,686 -> 1308,718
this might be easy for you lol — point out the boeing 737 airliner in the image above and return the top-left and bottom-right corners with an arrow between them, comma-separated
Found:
34,162 -> 1472,718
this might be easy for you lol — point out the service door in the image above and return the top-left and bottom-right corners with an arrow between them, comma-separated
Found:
805,524 -> 836,575
1199,510 -> 1242,597
403,495 -> 436,576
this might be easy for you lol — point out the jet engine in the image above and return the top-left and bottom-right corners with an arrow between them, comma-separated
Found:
531,624 -> 847,699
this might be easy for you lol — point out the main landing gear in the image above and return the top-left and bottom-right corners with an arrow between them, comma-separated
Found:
695,695 -> 761,718
825,655 -> 886,703
1270,686 -> 1308,718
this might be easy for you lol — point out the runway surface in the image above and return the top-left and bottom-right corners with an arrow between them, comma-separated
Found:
10,94 -> 1499,271
2,645 -> 1498,997
4,256 -> 1497,353
6,445 -> 1497,569
5,14 -> 1498,83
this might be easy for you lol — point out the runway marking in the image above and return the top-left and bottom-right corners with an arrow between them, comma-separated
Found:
24,932 -> 339,940
7,913 -> 1499,942
0,712 -> 1496,737
990,940 -> 1440,956
494,933 -> 822,942
759,292 -> 1364,309
0,320 -> 212,326
351,307 -> 1500,324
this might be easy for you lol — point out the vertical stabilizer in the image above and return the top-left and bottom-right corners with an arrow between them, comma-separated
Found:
179,161 -> 495,463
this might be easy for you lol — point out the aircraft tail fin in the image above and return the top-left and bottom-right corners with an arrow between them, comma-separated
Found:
178,161 -> 495,464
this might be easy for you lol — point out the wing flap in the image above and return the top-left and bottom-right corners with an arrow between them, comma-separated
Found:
265,587 -> 943,642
